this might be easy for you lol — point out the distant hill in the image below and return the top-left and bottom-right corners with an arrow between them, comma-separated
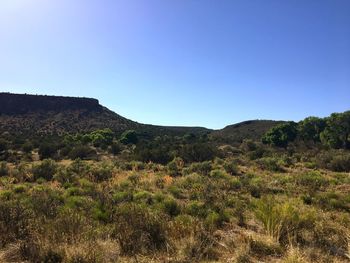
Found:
212,120 -> 284,143
0,93 -> 210,136
0,93 -> 282,141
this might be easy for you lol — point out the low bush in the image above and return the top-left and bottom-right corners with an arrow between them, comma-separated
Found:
113,191 -> 133,204
188,161 -> 212,176
254,197 -> 314,244
296,171 -> 329,191
167,157 -> 184,176
32,159 -> 57,181
30,186 -> 63,218
0,161 -> 9,176
328,154 -> 350,172
315,151 -> 350,172
204,209 -> 230,229
209,169 -> 228,179
249,237 -> 283,257
223,160 -> 239,175
185,201 -> 208,218
258,157 -> 284,172
112,204 -> 167,255
133,190 -> 153,204
315,192 -> 350,211
0,200 -> 33,248
161,198 -> 181,217
68,145 -> 96,160
90,164 -> 113,182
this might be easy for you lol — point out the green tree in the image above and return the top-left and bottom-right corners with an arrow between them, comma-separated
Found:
39,143 -> 57,160
22,141 -> 34,153
298,117 -> 326,142
262,122 -> 297,147
120,130 -> 138,145
90,129 -> 114,147
320,111 -> 350,149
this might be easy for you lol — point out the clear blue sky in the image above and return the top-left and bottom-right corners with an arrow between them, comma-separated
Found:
0,0 -> 349,129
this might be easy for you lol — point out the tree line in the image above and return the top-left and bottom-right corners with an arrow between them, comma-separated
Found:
262,111 -> 350,148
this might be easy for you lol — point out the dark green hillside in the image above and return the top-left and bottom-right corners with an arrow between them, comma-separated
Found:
212,120 -> 284,143
0,93 -> 210,136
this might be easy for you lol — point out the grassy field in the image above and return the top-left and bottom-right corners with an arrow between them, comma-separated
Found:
0,149 -> 349,262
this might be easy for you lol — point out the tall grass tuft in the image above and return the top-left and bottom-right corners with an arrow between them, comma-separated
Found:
254,197 -> 307,244
254,196 -> 284,242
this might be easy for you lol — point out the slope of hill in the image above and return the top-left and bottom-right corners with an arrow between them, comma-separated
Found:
212,120 -> 284,143
0,93 -> 283,140
0,93 -> 139,135
0,93 -> 210,136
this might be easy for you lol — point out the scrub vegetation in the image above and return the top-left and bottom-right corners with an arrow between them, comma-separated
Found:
0,105 -> 349,262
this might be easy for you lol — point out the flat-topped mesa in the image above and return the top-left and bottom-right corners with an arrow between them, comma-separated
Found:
0,93 -> 102,115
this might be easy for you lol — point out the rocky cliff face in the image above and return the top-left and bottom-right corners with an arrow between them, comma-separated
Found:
0,93 -> 102,115
0,93 -> 138,135
0,93 -> 210,136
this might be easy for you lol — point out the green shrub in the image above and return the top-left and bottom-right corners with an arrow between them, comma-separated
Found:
0,200 -> 33,247
328,154 -> 350,172
170,214 -> 196,238
0,161 -> 8,176
65,196 -> 94,211
78,178 -> 95,194
240,139 -> 257,152
68,158 -> 90,175
254,197 -> 315,244
113,191 -> 133,204
296,171 -> 329,191
258,157 -> 284,172
168,185 -> 184,199
130,161 -> 145,171
0,138 -> 8,153
22,142 -> 34,153
229,177 -> 242,190
161,198 -> 180,217
186,201 -> 207,218
0,190 -> 13,201
32,159 -> 57,181
65,186 -> 84,197
249,237 -> 283,257
248,147 -> 266,160
128,173 -> 141,185
167,157 -> 184,176
112,204 -> 167,255
68,145 -> 96,160
223,160 -> 239,175
120,130 -> 138,145
110,141 -> 122,155
315,151 -> 350,172
209,169 -> 228,179
30,187 -> 63,218
38,143 -> 57,160
181,224 -> 220,261
205,209 -> 230,229
133,191 -> 153,204
92,205 -> 109,222
91,164 -> 113,182
54,168 -> 76,185
315,192 -> 350,211
13,184 -> 27,193
188,161 -> 212,176
51,208 -> 92,243
179,143 -> 217,163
